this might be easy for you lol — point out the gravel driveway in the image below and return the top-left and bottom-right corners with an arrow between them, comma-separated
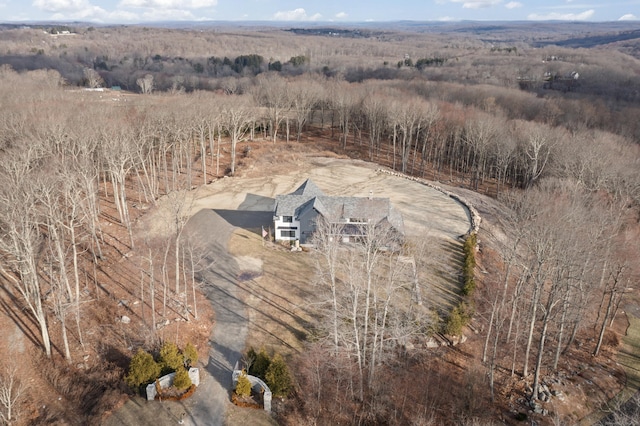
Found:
103,210 -> 247,426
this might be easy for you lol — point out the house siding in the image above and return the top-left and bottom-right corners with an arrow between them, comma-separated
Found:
272,178 -> 404,245
274,215 -> 300,241
298,207 -> 319,244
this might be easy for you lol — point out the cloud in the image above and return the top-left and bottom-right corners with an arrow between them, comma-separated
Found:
505,1 -> 522,9
449,0 -> 502,9
48,4 -> 140,22
618,13 -> 637,21
119,0 -> 216,8
335,11 -> 348,19
438,16 -> 458,21
528,9 -> 594,20
33,0 -> 91,13
273,8 -> 321,21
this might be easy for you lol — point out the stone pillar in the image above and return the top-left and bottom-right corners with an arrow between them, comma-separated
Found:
188,368 -> 200,387
146,383 -> 157,401
263,390 -> 272,412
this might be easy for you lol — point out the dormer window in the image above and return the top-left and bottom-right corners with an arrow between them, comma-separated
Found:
283,216 -> 293,223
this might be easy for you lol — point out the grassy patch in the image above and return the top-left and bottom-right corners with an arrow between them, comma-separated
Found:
227,228 -> 317,356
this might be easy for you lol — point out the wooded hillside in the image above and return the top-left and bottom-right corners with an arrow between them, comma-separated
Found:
0,22 -> 639,425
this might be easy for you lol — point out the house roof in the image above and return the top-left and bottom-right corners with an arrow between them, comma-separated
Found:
289,179 -> 324,197
274,179 -> 324,217
274,179 -> 404,235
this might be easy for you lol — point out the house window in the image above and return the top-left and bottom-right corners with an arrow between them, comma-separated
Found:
280,230 -> 296,238
283,216 -> 293,223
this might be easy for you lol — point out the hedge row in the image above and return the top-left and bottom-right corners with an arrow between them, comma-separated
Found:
444,233 -> 477,336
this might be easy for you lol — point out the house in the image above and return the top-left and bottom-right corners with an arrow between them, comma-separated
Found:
273,179 -> 405,244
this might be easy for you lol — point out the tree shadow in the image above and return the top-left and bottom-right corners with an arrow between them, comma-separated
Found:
0,281 -> 45,352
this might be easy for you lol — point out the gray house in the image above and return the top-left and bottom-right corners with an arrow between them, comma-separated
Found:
273,179 -> 405,244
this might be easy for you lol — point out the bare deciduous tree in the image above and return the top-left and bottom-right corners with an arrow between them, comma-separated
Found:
252,73 -> 291,143
83,67 -> 103,88
220,95 -> 254,175
0,362 -> 24,425
137,73 -> 154,94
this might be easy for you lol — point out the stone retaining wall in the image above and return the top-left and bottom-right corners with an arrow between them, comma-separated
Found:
145,368 -> 200,401
232,362 -> 273,412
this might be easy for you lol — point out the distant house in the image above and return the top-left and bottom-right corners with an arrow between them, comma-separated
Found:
273,179 -> 405,244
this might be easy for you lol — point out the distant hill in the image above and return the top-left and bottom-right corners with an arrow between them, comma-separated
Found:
533,29 -> 640,48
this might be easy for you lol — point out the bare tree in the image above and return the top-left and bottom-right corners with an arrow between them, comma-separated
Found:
362,88 -> 389,160
516,121 -> 556,188
219,95 -> 254,175
83,67 -> 103,88
0,362 -> 24,425
0,145 -> 52,357
289,75 -> 323,141
252,73 -> 291,143
99,117 -> 136,248
311,216 -> 345,354
137,73 -> 154,94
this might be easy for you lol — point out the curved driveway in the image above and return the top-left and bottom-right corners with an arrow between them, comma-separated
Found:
103,210 -> 246,426
181,209 -> 247,426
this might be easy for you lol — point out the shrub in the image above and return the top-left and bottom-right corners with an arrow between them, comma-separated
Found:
444,303 -> 472,336
461,234 -> 477,296
250,347 -> 271,379
183,342 -> 198,368
235,372 -> 252,397
265,353 -> 292,397
125,348 -> 160,389
444,306 -> 464,336
172,367 -> 192,391
159,341 -> 183,374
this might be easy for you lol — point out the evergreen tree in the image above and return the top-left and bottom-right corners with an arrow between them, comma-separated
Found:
125,348 -> 161,389
265,353 -> 291,397
236,372 -> 252,397
172,367 -> 192,391
159,341 -> 184,374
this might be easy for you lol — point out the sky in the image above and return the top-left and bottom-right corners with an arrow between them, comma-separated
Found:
1,0 -> 638,23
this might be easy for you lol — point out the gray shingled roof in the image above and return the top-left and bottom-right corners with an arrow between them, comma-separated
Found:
274,179 -> 325,217
274,179 -> 404,235
289,179 -> 324,197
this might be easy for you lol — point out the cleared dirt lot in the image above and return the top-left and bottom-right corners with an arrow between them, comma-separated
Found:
109,156 -> 471,425
190,157 -> 471,241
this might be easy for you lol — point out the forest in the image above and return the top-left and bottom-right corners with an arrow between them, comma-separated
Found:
0,21 -> 639,425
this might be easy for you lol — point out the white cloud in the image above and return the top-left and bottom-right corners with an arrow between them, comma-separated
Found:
449,0 -> 502,9
618,13 -> 637,21
119,0 -> 216,8
505,1 -> 522,9
438,16 -> 458,21
335,11 -> 348,19
51,6 -> 140,22
33,0 -> 91,13
273,8 -> 321,21
528,9 -> 595,20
